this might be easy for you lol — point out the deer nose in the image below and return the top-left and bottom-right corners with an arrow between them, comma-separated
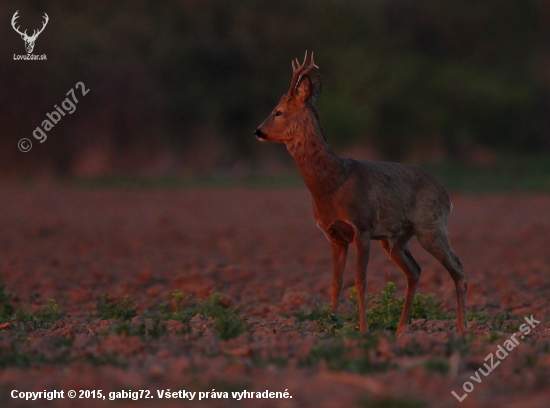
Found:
254,128 -> 267,140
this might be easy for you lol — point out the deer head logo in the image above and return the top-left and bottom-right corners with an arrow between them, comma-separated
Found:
11,11 -> 49,54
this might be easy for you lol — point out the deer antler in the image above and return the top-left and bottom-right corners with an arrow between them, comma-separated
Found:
29,13 -> 49,40
11,11 -> 49,40
288,51 -> 319,96
11,11 -> 28,37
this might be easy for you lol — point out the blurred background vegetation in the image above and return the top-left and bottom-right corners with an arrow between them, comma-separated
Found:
2,0 -> 550,187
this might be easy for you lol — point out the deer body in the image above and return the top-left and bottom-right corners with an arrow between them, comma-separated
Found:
255,52 -> 467,333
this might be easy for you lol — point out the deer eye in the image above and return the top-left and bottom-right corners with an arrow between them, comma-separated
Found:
274,111 -> 282,117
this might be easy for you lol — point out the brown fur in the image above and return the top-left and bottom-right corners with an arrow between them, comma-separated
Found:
254,52 -> 467,333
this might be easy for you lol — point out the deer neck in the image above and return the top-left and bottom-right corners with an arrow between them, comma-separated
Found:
286,115 -> 346,197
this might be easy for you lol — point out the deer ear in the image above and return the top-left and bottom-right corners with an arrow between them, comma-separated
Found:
295,75 -> 313,103
311,74 -> 322,102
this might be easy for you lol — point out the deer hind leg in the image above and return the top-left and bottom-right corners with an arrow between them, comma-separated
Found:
330,241 -> 349,313
380,237 -> 421,333
355,231 -> 371,333
417,228 -> 468,333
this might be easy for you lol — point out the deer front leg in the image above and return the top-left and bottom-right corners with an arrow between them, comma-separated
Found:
330,241 -> 348,313
354,231 -> 370,333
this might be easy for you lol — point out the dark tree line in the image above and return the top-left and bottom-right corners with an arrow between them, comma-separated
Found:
1,0 -> 550,175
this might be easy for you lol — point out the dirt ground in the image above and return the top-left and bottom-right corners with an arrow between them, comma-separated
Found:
0,186 -> 549,408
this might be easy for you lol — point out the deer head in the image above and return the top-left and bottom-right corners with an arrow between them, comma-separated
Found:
255,51 -> 322,143
11,11 -> 49,54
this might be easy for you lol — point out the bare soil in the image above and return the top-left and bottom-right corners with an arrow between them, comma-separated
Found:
0,186 -> 549,408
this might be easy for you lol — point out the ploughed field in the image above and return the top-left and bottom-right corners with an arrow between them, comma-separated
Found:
0,186 -> 549,408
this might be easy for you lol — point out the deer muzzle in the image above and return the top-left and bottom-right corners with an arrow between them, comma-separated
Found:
254,128 -> 267,140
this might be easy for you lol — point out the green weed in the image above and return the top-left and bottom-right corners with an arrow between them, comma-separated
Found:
14,307 -> 35,327
107,321 -> 146,337
96,294 -> 137,321
194,293 -> 250,340
0,340 -> 32,368
37,298 -> 64,323
106,319 -> 167,338
296,284 -> 451,334
492,310 -> 521,332
313,304 -> 345,334
424,358 -> 450,374
411,293 -> 452,321
158,292 -> 250,340
0,290 -> 64,327
360,283 -> 402,330
468,311 -> 490,323
487,331 -> 503,343
147,317 -> 168,338
292,289 -> 355,333
9,299 -> 65,330
0,337 -> 71,368
358,283 -> 398,330
158,289 -> 195,323
292,303 -> 357,335
302,334 -> 392,374
467,310 -> 521,332
87,352 -> 127,367
351,283 -> 451,331
0,283 -> 15,322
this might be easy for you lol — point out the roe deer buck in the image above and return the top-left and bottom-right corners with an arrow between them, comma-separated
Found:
254,51 -> 467,333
